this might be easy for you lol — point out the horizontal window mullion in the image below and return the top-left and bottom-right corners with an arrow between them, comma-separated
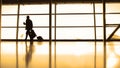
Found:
1,26 -> 117,28
2,13 -> 120,16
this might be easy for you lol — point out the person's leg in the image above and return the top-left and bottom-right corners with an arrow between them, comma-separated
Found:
25,30 -> 29,40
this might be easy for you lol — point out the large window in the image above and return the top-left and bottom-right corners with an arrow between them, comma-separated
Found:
2,3 -> 120,40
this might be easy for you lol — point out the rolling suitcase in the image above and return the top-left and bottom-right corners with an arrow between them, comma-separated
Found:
29,29 -> 37,39
37,36 -> 43,41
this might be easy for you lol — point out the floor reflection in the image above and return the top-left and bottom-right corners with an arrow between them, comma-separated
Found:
25,42 -> 35,68
107,42 -> 120,68
0,41 -> 120,68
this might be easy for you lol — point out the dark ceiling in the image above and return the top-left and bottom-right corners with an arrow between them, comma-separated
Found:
2,0 -> 120,4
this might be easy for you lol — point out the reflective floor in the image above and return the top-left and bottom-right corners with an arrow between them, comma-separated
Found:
0,41 -> 120,68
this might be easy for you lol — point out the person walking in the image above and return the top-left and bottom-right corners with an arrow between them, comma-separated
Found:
23,16 -> 33,40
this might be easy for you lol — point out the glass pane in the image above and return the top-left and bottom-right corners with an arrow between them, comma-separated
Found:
2,16 -> 17,26
18,28 -> 49,39
56,28 -> 94,39
2,5 -> 18,14
95,3 -> 103,13
106,27 -> 120,39
96,15 -> 103,26
106,14 -> 120,24
57,15 -> 94,26
106,3 -> 120,13
20,4 -> 49,14
114,28 -> 120,39
57,4 -> 93,13
96,27 -> 103,39
19,15 -> 49,26
1,28 -> 16,39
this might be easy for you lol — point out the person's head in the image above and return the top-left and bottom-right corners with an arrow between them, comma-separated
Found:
27,16 -> 30,19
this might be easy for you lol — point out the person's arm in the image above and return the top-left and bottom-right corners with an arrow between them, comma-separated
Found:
23,22 -> 26,25
31,21 -> 33,28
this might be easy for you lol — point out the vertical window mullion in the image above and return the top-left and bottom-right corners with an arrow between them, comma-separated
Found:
16,1 -> 20,40
102,0 -> 106,68
0,0 -> 1,40
93,1 -> 97,68
49,0 -> 52,68
54,0 -> 57,68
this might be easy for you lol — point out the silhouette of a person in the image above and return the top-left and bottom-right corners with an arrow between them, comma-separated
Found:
23,16 -> 33,40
